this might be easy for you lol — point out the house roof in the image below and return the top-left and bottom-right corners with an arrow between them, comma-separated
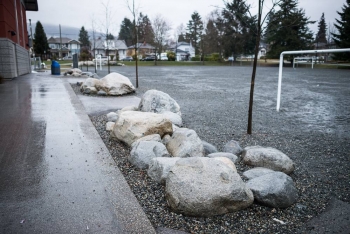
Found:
91,39 -> 128,50
48,37 -> 81,44
169,41 -> 192,50
128,43 -> 155,49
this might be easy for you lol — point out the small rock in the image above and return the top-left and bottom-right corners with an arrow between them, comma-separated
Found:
129,141 -> 170,169
106,112 -> 118,122
202,140 -> 218,155
224,140 -> 243,155
106,122 -> 115,131
243,167 -> 275,180
207,152 -> 238,163
97,90 -> 107,96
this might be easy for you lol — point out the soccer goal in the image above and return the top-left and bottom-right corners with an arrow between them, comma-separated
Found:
276,48 -> 350,111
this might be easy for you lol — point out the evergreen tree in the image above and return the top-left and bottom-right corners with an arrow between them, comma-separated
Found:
203,10 -> 225,57
332,0 -> 350,61
265,0 -> 315,60
118,18 -> 133,47
316,13 -> 327,45
137,13 -> 154,44
78,26 -> 90,48
186,11 -> 204,54
221,0 -> 256,60
106,33 -> 114,40
33,21 -> 48,59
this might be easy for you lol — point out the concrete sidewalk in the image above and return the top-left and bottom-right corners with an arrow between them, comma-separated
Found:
0,72 -> 155,233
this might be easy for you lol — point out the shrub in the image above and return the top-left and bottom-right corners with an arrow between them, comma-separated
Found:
167,51 -> 175,61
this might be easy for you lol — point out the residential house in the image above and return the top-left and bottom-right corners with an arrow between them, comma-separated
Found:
48,37 -> 81,58
91,38 -> 128,60
0,0 -> 38,79
170,41 -> 195,61
127,43 -> 155,59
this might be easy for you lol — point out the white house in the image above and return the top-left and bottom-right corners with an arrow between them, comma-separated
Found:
170,41 -> 195,61
90,38 -> 128,60
47,37 -> 81,58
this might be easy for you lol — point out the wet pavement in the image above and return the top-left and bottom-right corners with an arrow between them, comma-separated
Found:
0,72 -> 155,233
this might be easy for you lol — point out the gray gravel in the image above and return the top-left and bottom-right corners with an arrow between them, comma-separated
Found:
84,66 -> 349,233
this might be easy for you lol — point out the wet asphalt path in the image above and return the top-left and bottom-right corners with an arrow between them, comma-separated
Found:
0,73 -> 155,233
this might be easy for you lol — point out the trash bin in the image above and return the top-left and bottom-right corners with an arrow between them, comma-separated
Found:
51,60 -> 61,75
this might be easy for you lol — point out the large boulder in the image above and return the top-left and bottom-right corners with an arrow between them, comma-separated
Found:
99,72 -> 135,95
224,140 -> 243,156
139,90 -> 181,116
242,146 -> 295,174
202,141 -> 218,155
166,128 -> 204,158
147,157 -> 181,184
242,167 -> 275,180
112,111 -> 173,146
246,172 -> 298,208
80,78 -> 102,92
129,141 -> 170,169
134,134 -> 162,144
207,152 -> 238,164
166,157 -> 254,217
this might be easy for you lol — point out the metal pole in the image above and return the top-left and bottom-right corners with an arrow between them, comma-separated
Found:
276,54 -> 284,112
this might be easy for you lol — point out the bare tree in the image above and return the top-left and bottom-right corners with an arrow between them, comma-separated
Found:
100,0 -> 114,74
126,0 -> 140,88
152,14 -> 171,65
247,0 -> 281,134
91,17 -> 98,73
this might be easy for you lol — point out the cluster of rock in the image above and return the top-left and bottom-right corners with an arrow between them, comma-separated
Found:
105,89 -> 298,217
78,72 -> 135,96
76,61 -> 125,66
64,68 -> 99,78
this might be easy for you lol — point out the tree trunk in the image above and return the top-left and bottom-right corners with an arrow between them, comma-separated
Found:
247,0 -> 262,135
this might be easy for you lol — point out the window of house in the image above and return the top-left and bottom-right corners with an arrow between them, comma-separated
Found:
185,48 -> 189,51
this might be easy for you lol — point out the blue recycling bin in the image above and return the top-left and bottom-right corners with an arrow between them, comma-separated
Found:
51,60 -> 61,75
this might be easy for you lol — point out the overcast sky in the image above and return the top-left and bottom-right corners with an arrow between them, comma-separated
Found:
27,0 -> 346,39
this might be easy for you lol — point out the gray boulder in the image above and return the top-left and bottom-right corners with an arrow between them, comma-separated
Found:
97,90 -> 107,96
242,146 -> 295,174
83,87 -> 97,94
106,112 -> 118,122
162,111 -> 183,127
202,140 -> 218,155
147,157 -> 180,184
207,152 -> 238,163
246,172 -> 298,208
166,157 -> 254,217
99,72 -> 135,95
112,111 -> 173,146
166,128 -> 204,158
129,141 -> 170,169
243,167 -> 275,180
224,140 -> 243,156
139,89 -> 181,116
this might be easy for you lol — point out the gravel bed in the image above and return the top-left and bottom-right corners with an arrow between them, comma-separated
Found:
84,66 -> 349,233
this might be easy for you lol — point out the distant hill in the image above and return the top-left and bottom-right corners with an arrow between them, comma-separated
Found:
28,23 -> 104,41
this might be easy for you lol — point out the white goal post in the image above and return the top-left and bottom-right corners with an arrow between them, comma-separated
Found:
276,48 -> 350,111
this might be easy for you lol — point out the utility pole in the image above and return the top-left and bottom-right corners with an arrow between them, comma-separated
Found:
29,19 -> 33,56
59,24 -> 62,58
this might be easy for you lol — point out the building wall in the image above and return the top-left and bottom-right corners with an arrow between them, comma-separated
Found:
0,0 -> 29,48
0,0 -> 31,79
0,38 -> 30,79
